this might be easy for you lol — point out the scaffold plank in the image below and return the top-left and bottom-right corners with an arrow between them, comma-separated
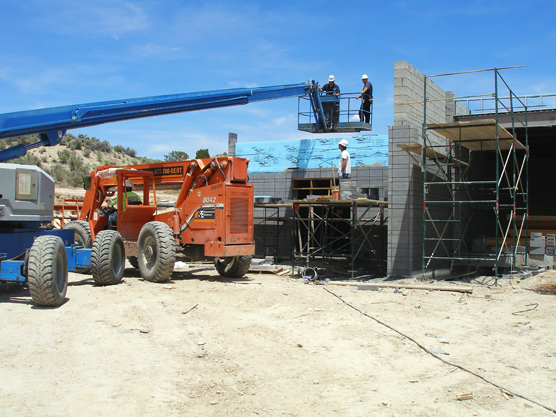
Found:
427,119 -> 525,151
398,143 -> 468,166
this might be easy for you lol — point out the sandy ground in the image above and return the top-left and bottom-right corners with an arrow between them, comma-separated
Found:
1,262 -> 555,417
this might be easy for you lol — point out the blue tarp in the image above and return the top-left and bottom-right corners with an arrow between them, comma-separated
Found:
236,135 -> 388,173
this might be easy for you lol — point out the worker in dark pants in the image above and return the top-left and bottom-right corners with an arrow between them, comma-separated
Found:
357,74 -> 373,124
319,75 -> 340,128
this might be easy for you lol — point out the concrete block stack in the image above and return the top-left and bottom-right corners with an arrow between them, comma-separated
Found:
546,234 -> 555,256
529,233 -> 546,255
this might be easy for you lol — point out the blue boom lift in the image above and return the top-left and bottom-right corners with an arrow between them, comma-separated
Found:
1,81 -> 357,306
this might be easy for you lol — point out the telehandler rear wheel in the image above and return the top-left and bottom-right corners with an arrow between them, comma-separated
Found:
214,255 -> 252,278
91,230 -> 125,286
27,235 -> 68,307
63,220 -> 92,248
137,221 -> 175,283
63,220 -> 92,273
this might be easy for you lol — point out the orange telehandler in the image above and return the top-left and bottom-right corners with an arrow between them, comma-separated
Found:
75,156 -> 254,283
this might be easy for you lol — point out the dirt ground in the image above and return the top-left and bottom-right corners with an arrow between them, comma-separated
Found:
1,261 -> 555,416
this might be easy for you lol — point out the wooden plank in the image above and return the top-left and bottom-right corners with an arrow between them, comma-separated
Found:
427,119 -> 525,151
506,229 -> 556,236
508,215 -> 556,229
512,215 -> 556,221
398,144 -> 468,166
487,237 -> 528,246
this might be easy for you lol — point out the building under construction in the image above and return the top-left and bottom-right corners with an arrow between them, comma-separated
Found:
232,61 -> 556,279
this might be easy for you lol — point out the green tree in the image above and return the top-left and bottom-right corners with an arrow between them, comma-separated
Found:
195,149 -> 210,159
164,151 -> 189,162
124,147 -> 137,157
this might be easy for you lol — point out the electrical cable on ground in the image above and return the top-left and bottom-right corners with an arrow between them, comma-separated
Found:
323,286 -> 556,414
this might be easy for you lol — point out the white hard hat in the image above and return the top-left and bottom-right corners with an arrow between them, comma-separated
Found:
328,75 -> 335,82
338,139 -> 348,147
362,74 -> 368,79
125,180 -> 133,188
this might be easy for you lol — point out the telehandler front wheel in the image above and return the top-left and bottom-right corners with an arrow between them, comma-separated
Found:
214,255 -> 252,278
137,222 -> 175,283
27,235 -> 68,307
91,230 -> 125,286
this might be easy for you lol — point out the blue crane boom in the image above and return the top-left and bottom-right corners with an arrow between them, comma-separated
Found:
0,81 -> 324,162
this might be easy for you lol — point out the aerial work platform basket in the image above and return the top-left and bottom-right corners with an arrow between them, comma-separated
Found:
298,92 -> 373,133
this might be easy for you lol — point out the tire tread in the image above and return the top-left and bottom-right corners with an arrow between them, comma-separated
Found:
27,236 -> 68,307
137,221 -> 175,283
91,230 -> 125,286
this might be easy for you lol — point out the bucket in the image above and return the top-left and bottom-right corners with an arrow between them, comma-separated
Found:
331,187 -> 340,200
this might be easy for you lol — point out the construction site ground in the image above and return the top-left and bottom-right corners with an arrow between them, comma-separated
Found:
1,261 -> 555,416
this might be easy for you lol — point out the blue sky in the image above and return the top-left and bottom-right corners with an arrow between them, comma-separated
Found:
1,0 -> 554,159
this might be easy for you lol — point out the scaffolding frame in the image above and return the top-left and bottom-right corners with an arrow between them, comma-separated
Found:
253,204 -> 291,259
290,200 -> 387,277
418,68 -> 529,277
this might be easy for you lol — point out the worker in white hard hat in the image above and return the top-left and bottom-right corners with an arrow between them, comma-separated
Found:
319,75 -> 341,129
319,75 -> 340,96
107,179 -> 142,229
356,74 -> 373,124
338,139 -> 351,179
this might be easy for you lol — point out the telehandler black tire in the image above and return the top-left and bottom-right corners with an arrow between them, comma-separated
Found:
63,220 -> 92,273
137,222 -> 175,283
214,255 -> 252,278
27,235 -> 68,307
91,230 -> 125,286
63,220 -> 92,248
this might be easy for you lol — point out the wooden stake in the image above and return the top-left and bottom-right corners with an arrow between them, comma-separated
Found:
182,304 -> 198,315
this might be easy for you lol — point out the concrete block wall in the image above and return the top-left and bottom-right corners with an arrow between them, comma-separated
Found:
253,205 -> 293,260
393,61 -> 452,150
250,166 -> 388,261
394,62 -> 447,129
388,125 -> 423,276
250,166 -> 388,203
389,61 -> 454,277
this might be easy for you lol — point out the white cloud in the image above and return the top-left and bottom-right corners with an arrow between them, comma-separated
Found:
2,63 -> 124,98
38,1 -> 151,35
